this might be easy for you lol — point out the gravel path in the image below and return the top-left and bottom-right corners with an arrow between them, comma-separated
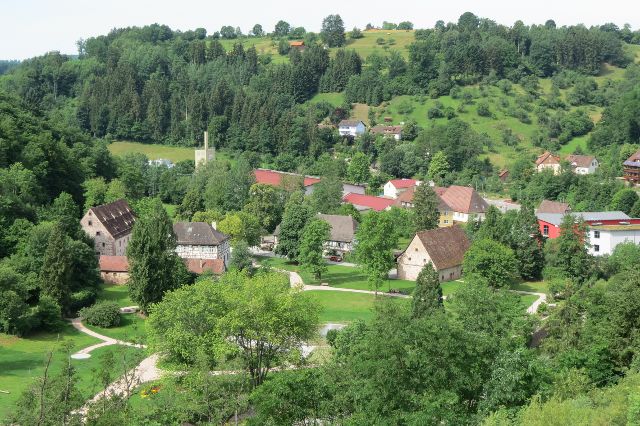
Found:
69,317 -> 146,358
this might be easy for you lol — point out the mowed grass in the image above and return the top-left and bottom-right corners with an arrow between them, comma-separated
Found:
99,284 -> 133,308
109,141 -> 195,163
343,29 -> 415,59
84,314 -> 147,344
258,256 -> 415,293
309,92 -> 345,107
307,290 -> 409,323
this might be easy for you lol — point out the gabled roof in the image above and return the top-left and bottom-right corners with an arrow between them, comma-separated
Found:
536,151 -> 560,166
536,211 -> 631,227
624,150 -> 640,167
438,185 -> 488,214
566,155 -> 596,168
414,226 -> 470,270
396,186 -> 416,205
254,169 -> 321,188
537,200 -> 571,214
338,120 -> 365,128
289,41 -> 305,47
184,258 -> 225,275
388,178 -> 418,189
99,255 -> 129,272
342,193 -> 396,211
370,125 -> 402,135
396,185 -> 450,211
173,222 -> 229,246
317,213 -> 358,242
89,199 -> 136,239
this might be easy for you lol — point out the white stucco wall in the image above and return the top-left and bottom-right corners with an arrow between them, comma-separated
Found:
588,229 -> 640,256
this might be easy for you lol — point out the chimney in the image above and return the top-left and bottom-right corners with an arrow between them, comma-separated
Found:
204,131 -> 209,153
211,221 -> 217,230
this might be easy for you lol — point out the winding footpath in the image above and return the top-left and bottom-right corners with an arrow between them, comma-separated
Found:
69,317 -> 146,359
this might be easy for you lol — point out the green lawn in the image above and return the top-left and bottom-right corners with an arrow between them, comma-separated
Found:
108,141 -> 235,164
512,281 -> 549,294
309,92 -> 345,107
558,134 -> 590,155
519,294 -> 539,310
342,29 -> 415,59
99,284 -> 133,308
308,290 -> 409,323
258,256 -> 415,293
84,314 -> 147,344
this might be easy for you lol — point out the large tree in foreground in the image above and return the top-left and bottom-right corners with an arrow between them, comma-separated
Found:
412,263 -> 443,318
463,239 -> 518,288
355,211 -> 398,294
40,222 -> 72,315
147,271 -> 319,387
127,198 -> 187,313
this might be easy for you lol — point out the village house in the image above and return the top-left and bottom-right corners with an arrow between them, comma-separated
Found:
254,168 -> 365,196
98,255 -> 129,285
566,154 -> 599,175
342,193 -> 396,212
535,151 -> 561,175
338,120 -> 366,138
397,226 -> 470,282
383,178 -> 419,198
317,213 -> 358,254
536,199 -> 571,215
623,150 -> 640,184
173,222 -> 231,273
395,185 -> 488,225
536,211 -> 640,256
81,199 -> 136,256
370,125 -> 402,140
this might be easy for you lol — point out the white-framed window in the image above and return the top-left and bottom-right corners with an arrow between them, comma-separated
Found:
594,230 -> 600,239
444,220 -> 449,224
594,245 -> 600,253
543,225 -> 549,236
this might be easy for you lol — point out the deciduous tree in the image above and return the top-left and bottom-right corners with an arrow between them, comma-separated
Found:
412,183 -> 440,231
298,219 -> 330,280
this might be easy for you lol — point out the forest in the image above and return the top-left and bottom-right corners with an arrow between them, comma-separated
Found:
1,11 -> 640,425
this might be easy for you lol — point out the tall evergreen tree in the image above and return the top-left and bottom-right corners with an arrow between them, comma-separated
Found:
554,214 -> 592,282
412,263 -> 443,318
275,191 -> 313,261
412,184 -> 440,231
40,223 -> 72,314
512,204 -> 545,280
127,198 -> 187,312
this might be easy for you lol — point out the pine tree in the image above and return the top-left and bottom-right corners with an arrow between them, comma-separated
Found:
412,184 -> 440,231
40,223 -> 72,315
412,263 -> 443,318
512,204 -> 545,280
127,199 -> 187,313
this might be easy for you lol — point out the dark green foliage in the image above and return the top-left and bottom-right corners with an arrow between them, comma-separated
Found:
40,223 -> 72,315
321,14 -> 346,48
546,215 -> 592,282
463,239 -> 518,288
127,198 -> 188,312
412,264 -> 443,318
275,191 -> 313,260
412,184 -> 440,231
79,301 -> 121,328
298,219 -> 331,280
229,240 -> 253,273
610,188 -> 639,214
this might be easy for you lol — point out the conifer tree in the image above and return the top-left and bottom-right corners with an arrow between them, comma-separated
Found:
40,222 -> 72,314
412,263 -> 443,318
127,198 -> 187,312
412,184 -> 440,231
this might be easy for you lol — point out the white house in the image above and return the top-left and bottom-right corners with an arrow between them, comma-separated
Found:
173,222 -> 231,268
148,158 -> 174,168
535,151 -> 561,175
567,155 -> 599,175
383,179 -> 419,199
338,120 -> 366,137
317,213 -> 358,254
587,224 -> 640,256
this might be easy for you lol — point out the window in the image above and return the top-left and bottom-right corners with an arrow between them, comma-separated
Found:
543,225 -> 549,236
102,243 -> 105,248
414,247 -> 418,252
88,220 -> 92,226
594,245 -> 600,253
96,231 -> 100,236
444,220 -> 449,224
441,275 -> 444,281
594,231 -> 600,239
423,258 -> 426,263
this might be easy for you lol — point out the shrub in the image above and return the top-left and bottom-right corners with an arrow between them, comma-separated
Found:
427,107 -> 444,119
69,289 -> 97,315
477,102 -> 492,117
79,301 -> 121,328
37,295 -> 64,332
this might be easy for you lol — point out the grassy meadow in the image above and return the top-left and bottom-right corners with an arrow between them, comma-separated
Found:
108,141 -> 235,164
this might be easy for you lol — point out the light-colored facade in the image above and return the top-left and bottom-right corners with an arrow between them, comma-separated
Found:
338,120 -> 366,137
587,225 -> 640,256
195,131 -> 215,168
173,222 -> 231,268
383,179 -> 419,199
396,233 -> 464,282
535,151 -> 561,175
80,200 -> 136,256
175,242 -> 230,262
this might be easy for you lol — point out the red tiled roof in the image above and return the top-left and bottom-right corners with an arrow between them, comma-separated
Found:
396,186 -> 416,205
99,255 -> 129,272
370,125 -> 402,135
342,193 -> 396,211
535,151 -> 560,166
289,41 -> 305,47
254,169 -> 321,188
184,258 -> 225,275
388,179 -> 417,189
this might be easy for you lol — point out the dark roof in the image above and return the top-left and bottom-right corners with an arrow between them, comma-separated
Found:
338,120 -> 365,127
537,200 -> 571,214
566,155 -> 596,168
90,200 -> 136,239
173,222 -> 230,246
184,258 -> 225,275
99,255 -> 129,272
317,214 -> 358,242
415,226 -> 470,270
536,211 -> 631,227
370,125 -> 402,135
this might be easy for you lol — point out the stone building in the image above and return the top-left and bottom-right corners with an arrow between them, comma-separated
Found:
81,199 -> 136,256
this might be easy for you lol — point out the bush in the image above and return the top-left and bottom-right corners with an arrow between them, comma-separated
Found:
69,289 -> 97,315
79,301 -> 121,328
477,102 -> 492,117
37,295 -> 64,331
427,107 -> 444,119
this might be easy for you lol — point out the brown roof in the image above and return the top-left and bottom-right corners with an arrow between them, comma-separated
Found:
415,226 -> 470,270
317,214 -> 358,243
173,222 -> 230,246
566,155 -> 596,168
498,169 -> 509,178
370,125 -> 402,135
184,258 -> 225,275
537,200 -> 571,214
535,151 -> 560,166
623,150 -> 640,168
396,186 -> 416,205
438,185 -> 488,214
99,255 -> 129,272
90,199 -> 136,239
289,41 -> 305,47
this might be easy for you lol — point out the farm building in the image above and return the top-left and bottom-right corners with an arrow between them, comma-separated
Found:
535,151 -> 561,175
536,200 -> 571,214
81,199 -> 136,256
173,222 -> 231,272
370,125 -> 402,140
342,193 -> 396,212
98,255 -> 129,285
383,178 -> 419,198
566,154 -> 599,175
